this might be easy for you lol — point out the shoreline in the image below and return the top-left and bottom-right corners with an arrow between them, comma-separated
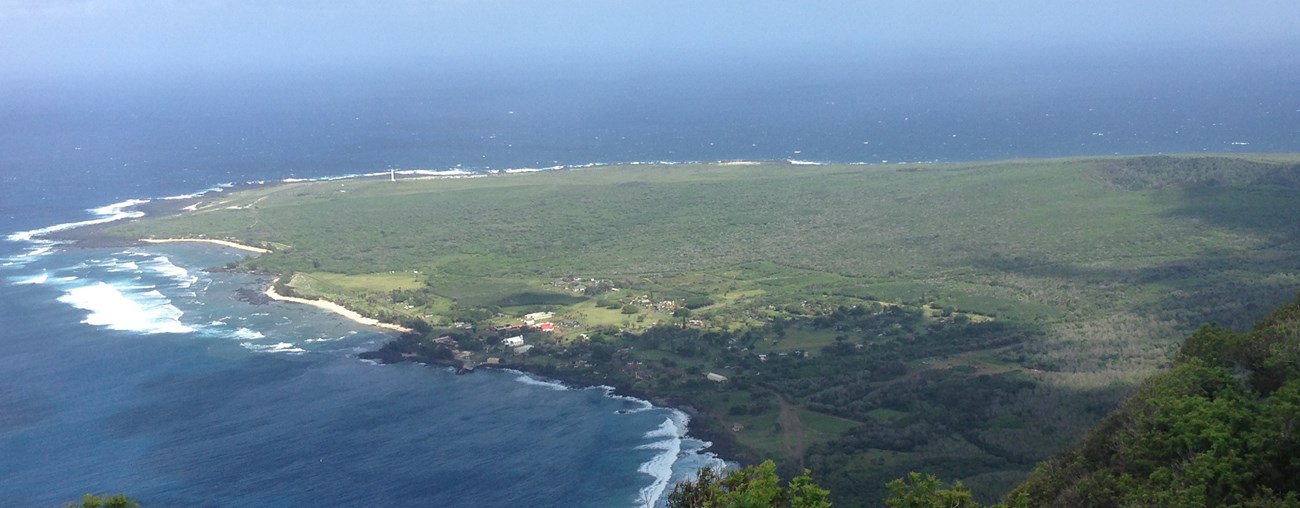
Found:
263,278 -> 415,334
513,363 -> 756,468
140,237 -> 271,254
359,340 -> 756,469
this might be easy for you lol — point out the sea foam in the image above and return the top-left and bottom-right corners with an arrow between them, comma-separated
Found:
513,373 -> 569,391
637,416 -> 685,508
10,272 -> 49,285
7,199 -> 149,244
159,183 -> 232,200
231,327 -> 266,340
241,342 -> 305,354
141,256 -> 198,288
607,391 -> 655,413
57,282 -> 193,334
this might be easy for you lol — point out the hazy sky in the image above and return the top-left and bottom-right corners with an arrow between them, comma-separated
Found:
3,0 -> 1298,81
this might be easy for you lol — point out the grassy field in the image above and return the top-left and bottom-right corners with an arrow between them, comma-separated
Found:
101,154 -> 1300,503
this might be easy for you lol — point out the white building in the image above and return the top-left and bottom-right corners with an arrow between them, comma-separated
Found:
502,335 -> 524,347
706,372 -> 729,383
523,311 -> 554,323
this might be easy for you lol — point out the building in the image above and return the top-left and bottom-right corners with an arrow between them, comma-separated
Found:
513,344 -> 535,354
538,322 -> 556,333
491,324 -> 524,335
523,311 -> 554,325
432,336 -> 457,347
502,335 -> 524,347
706,372 -> 729,383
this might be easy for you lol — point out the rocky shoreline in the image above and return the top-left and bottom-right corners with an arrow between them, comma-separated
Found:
358,336 -> 757,469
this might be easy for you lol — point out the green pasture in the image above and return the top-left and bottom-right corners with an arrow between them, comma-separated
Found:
106,154 -> 1300,352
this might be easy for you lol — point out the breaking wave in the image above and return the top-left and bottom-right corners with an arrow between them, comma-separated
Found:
241,342 -> 305,354
637,415 -> 686,508
10,272 -> 49,285
57,281 -> 193,334
140,255 -> 198,288
232,327 -> 266,340
7,199 -> 149,243
512,373 -> 569,391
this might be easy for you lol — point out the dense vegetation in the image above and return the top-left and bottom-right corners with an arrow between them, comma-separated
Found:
100,154 -> 1300,504
1009,293 -> 1300,507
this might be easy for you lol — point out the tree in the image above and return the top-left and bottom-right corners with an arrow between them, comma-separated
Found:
68,493 -> 139,508
684,296 -> 715,309
675,308 -> 692,328
667,460 -> 831,507
885,473 -> 979,508
884,472 -> 1032,508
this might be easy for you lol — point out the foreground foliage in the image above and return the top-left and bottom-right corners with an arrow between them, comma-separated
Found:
668,461 -> 831,508
67,494 -> 139,508
884,472 -> 1031,508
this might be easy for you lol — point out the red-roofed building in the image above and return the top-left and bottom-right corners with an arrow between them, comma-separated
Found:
538,322 -> 556,332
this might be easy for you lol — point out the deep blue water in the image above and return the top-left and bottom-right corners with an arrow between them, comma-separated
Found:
2,48 -> 1299,506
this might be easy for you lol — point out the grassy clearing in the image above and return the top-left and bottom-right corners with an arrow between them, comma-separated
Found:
296,272 -> 425,292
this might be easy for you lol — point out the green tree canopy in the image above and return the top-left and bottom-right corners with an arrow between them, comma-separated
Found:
68,493 -> 139,508
667,460 -> 831,508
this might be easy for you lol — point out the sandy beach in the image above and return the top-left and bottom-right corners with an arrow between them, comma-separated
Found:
264,279 -> 414,334
141,238 -> 272,254
139,238 -> 413,333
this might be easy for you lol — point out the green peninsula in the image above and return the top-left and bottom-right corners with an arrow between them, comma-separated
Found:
98,154 -> 1300,504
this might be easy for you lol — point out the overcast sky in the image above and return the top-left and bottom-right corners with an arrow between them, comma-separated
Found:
2,0 -> 1298,81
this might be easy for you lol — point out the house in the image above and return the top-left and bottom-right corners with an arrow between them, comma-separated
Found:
513,344 -> 535,354
537,322 -> 556,333
706,372 -> 729,383
491,324 -> 524,335
502,335 -> 524,347
523,312 -> 554,324
485,357 -> 501,365
432,335 -> 457,347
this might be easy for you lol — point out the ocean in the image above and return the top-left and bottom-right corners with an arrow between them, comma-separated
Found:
2,50 -> 1298,506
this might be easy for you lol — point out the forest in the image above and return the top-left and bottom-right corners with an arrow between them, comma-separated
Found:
96,154 -> 1300,504
664,291 -> 1300,507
